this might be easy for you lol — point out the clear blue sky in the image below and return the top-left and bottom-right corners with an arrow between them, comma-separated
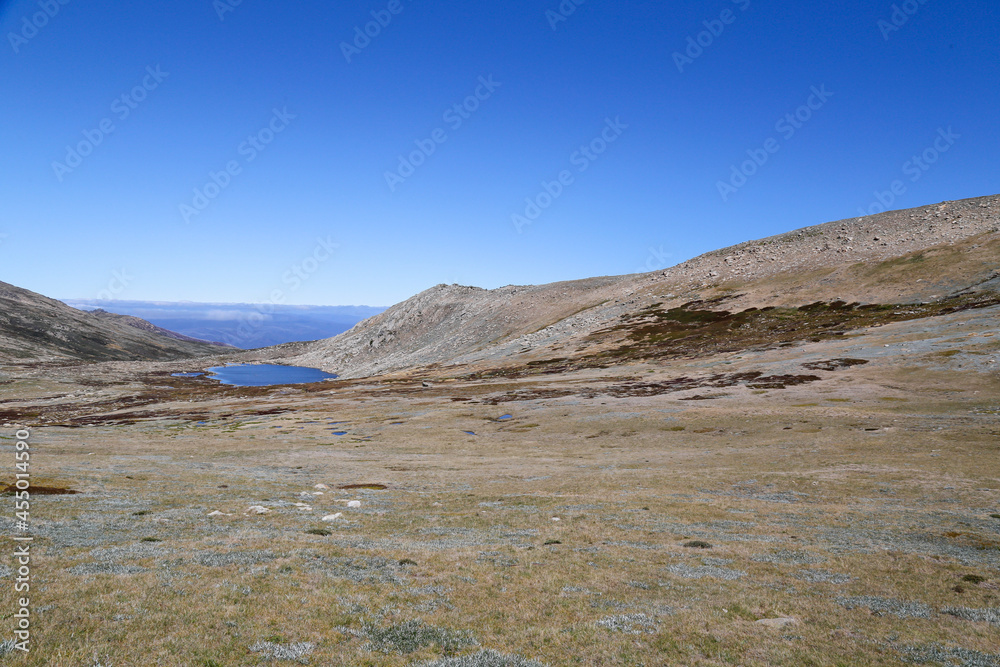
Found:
2,0 -> 997,306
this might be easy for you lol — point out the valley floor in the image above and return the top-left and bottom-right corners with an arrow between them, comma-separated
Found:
1,306 -> 998,666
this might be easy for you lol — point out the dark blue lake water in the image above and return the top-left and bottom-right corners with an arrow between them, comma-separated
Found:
205,364 -> 338,387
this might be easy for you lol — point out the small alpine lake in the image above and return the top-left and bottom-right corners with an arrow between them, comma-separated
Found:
204,364 -> 338,387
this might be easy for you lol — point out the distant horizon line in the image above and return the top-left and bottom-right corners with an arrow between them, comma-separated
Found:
60,298 -> 389,310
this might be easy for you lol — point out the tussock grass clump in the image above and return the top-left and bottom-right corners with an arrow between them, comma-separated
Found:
836,596 -> 933,619
359,619 -> 478,655
898,642 -> 1000,666
942,607 -> 1000,625
411,649 -> 547,667
751,549 -> 825,565
665,563 -> 745,580
193,550 -> 278,568
68,562 -> 147,576
794,568 -> 851,584
595,613 -> 659,634
305,528 -> 331,536
249,640 -> 315,663
682,540 -> 712,549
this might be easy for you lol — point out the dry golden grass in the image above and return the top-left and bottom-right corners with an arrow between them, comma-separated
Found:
1,308 -> 998,666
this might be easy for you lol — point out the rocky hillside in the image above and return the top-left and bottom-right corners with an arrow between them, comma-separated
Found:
261,194 -> 999,379
0,282 -> 233,362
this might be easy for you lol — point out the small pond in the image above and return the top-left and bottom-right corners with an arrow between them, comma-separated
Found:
205,364 -> 338,387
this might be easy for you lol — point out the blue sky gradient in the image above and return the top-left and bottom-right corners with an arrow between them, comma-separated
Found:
2,0 -> 997,306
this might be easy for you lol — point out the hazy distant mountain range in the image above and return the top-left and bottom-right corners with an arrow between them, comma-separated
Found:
60,300 -> 386,349
0,284 -> 225,362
